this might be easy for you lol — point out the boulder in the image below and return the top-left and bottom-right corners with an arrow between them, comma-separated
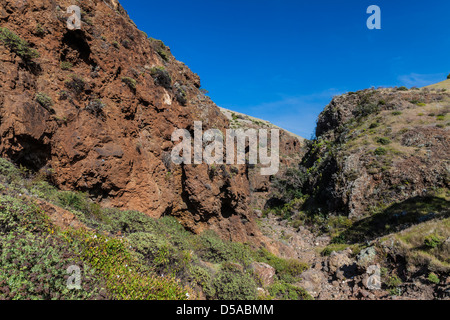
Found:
356,246 -> 377,268
250,262 -> 276,287
297,269 -> 326,297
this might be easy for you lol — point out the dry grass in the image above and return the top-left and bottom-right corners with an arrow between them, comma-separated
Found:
345,98 -> 450,159
425,79 -> 450,91
395,217 -> 450,272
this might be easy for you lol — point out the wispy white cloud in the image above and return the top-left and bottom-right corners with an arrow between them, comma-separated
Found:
227,89 -> 342,138
398,73 -> 445,88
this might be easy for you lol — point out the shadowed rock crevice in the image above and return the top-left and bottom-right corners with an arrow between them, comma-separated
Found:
6,134 -> 51,171
61,30 -> 93,66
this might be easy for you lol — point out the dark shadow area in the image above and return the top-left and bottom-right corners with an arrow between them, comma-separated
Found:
332,196 -> 450,244
7,134 -> 51,171
61,30 -> 93,65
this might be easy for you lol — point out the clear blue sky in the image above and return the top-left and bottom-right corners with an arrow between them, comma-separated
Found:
123,0 -> 450,138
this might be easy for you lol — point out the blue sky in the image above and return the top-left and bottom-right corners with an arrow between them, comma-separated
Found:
123,0 -> 450,138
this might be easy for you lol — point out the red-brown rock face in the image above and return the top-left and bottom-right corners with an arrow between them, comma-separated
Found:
0,0 -> 260,242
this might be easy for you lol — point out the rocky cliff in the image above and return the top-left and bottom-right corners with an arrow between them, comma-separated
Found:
260,85 -> 449,300
302,87 -> 449,218
0,0 -> 259,242
219,107 -> 306,211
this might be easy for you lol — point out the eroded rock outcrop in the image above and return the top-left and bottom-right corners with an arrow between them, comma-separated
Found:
0,0 -> 260,242
302,88 -> 449,217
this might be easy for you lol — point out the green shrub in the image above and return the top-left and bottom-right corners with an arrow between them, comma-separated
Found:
392,111 -> 402,116
150,67 -> 172,89
188,265 -> 215,297
150,38 -> 170,61
267,281 -> 312,300
423,234 -> 443,249
271,168 -> 307,205
254,248 -> 308,282
86,99 -> 105,117
58,191 -> 86,211
447,73 -> 450,80
57,191 -> 102,221
427,272 -> 440,284
397,86 -> 408,91
374,147 -> 387,156
65,75 -> 85,96
0,27 -> 39,61
0,231 -> 103,300
436,115 -> 445,121
102,209 -> 156,234
128,232 -> 190,276
122,77 -> 137,90
0,158 -> 21,183
0,195 -> 49,234
376,137 -> 391,145
68,229 -> 189,300
35,92 -> 54,112
386,275 -> 402,288
199,230 -> 252,266
369,122 -> 380,129
354,103 -> 380,118
211,265 -> 257,300
60,61 -> 73,70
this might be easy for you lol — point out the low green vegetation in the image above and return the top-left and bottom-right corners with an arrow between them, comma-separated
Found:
150,66 -> 172,89
150,38 -> 170,61
35,92 -> 54,113
122,77 -> 137,90
86,99 -> 105,117
321,244 -> 349,256
0,27 -> 39,62
385,274 -> 403,295
65,75 -> 85,96
424,234 -> 443,249
374,147 -> 387,155
0,158 -> 310,300
60,61 -> 73,70
267,281 -> 312,300
427,272 -> 440,284
376,137 -> 391,145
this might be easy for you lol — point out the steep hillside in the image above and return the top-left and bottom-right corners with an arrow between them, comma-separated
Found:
0,0 -> 259,242
0,157 -> 313,300
261,85 -> 449,299
303,87 -> 449,217
426,79 -> 450,90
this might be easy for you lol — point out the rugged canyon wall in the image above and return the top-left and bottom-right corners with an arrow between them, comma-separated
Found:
301,87 -> 449,217
0,0 -> 261,242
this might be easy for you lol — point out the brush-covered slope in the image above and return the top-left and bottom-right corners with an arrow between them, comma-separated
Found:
303,86 -> 449,217
0,157 -> 314,300
260,85 -> 449,300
